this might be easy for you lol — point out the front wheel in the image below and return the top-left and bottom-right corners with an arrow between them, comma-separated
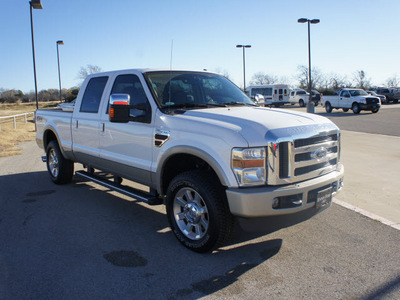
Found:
46,140 -> 74,184
371,108 -> 380,113
352,103 -> 360,114
166,171 -> 235,253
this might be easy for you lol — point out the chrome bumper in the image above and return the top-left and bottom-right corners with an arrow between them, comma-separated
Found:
226,164 -> 344,217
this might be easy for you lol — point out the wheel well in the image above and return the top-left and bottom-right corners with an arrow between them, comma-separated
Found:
161,154 -> 220,196
43,129 -> 58,150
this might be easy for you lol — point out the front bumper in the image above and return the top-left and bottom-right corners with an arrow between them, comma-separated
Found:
226,164 -> 344,217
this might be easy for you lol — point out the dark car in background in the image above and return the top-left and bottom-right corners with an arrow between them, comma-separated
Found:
371,87 -> 400,104
311,90 -> 321,105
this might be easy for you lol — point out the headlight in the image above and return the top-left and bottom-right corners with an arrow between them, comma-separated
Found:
232,147 -> 266,187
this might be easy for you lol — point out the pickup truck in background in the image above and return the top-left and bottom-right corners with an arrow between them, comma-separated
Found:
289,89 -> 309,106
36,69 -> 344,252
322,88 -> 381,114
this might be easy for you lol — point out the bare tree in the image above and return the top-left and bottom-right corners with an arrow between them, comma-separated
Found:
296,65 -> 323,90
77,64 -> 102,81
353,70 -> 372,90
250,72 -> 278,85
329,73 -> 348,90
385,75 -> 399,88
212,68 -> 231,80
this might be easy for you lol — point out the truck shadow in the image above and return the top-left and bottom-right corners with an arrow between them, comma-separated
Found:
317,111 -> 374,118
0,170 -> 306,299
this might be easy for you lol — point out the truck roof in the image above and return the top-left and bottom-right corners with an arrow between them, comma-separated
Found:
86,68 -> 216,77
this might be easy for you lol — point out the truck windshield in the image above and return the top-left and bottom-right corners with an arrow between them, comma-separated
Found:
349,90 -> 368,96
144,71 -> 255,109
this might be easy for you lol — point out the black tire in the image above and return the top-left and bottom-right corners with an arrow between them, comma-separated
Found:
352,103 -> 360,114
342,108 -> 349,112
166,170 -> 235,253
46,140 -> 74,184
299,99 -> 305,107
325,102 -> 332,113
394,99 -> 399,104
371,108 -> 379,113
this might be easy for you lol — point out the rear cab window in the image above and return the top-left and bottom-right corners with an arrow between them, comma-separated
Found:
80,76 -> 109,113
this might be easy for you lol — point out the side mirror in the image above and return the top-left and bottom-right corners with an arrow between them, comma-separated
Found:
109,94 -> 130,123
254,94 -> 265,104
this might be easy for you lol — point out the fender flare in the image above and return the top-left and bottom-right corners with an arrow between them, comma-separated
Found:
155,145 -> 234,195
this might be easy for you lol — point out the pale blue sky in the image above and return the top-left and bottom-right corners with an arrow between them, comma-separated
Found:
1,0 -> 399,92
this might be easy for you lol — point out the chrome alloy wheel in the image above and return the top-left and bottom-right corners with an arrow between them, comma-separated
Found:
173,187 -> 209,240
48,148 -> 59,178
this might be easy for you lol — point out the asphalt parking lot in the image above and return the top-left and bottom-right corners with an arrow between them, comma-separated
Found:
1,105 -> 399,299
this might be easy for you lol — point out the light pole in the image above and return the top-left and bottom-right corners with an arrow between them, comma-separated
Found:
298,18 -> 320,113
236,45 -> 251,92
56,40 -> 64,102
29,0 -> 43,110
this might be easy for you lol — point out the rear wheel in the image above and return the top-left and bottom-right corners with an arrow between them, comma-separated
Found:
299,99 -> 305,107
352,103 -> 360,114
166,170 -> 235,253
342,108 -> 349,112
46,141 -> 74,184
394,99 -> 399,104
325,102 -> 332,113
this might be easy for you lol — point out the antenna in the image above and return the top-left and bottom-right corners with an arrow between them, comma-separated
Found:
170,40 -> 174,70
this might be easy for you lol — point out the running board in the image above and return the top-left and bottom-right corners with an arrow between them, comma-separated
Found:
75,170 -> 163,206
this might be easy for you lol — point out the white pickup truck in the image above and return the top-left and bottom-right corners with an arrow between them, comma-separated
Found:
36,69 -> 344,252
322,88 -> 381,114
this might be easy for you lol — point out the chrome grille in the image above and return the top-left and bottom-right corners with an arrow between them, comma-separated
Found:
266,125 -> 340,185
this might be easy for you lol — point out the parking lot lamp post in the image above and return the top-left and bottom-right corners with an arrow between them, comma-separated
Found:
236,45 -> 251,92
298,18 -> 320,113
29,0 -> 43,110
56,40 -> 64,102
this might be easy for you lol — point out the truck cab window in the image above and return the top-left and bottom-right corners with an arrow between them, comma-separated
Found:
80,76 -> 108,113
110,74 -> 151,123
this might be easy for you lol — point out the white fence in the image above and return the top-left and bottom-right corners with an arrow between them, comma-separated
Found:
0,112 -> 35,131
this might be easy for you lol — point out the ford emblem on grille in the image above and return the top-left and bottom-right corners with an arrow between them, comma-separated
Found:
311,147 -> 327,160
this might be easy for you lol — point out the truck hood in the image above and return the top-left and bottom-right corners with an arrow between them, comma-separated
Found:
173,106 -> 337,146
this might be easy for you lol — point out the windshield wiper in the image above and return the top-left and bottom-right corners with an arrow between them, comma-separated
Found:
205,103 -> 228,107
222,101 -> 256,107
163,103 -> 209,109
164,102 -> 229,109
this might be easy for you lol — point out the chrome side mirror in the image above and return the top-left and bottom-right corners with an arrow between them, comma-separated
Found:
109,94 -> 130,123
254,94 -> 265,104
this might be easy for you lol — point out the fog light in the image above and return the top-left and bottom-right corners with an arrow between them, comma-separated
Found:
272,198 -> 280,209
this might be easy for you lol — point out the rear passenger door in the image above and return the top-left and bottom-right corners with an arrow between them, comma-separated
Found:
72,76 -> 109,165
